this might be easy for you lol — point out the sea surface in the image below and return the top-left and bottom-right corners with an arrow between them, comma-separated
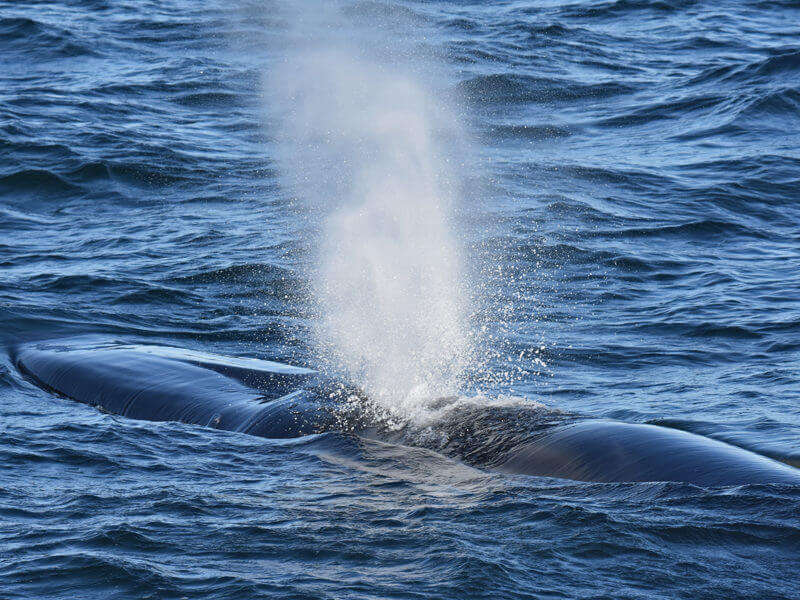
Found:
2,1 -> 800,598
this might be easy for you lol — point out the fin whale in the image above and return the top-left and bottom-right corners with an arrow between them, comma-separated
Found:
13,337 -> 800,486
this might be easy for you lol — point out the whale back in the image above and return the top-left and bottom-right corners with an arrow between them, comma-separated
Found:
13,337 -> 332,438
499,420 -> 800,486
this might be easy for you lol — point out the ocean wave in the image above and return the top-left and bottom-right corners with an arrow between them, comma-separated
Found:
487,123 -> 572,141
457,73 -> 634,104
594,219 -> 772,240
559,0 -> 709,19
0,16 -> 98,58
595,93 -> 727,128
0,169 -> 82,195
167,263 -> 298,286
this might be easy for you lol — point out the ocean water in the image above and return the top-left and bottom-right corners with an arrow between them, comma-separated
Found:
2,1 -> 800,598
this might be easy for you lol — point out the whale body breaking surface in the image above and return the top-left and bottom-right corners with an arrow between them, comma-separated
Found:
13,337 -> 800,486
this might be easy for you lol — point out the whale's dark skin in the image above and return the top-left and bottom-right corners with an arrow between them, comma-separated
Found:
13,338 -> 800,486
498,420 -> 800,485
13,338 -> 334,439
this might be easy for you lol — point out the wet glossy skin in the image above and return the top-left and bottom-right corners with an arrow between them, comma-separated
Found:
499,420 -> 800,485
14,338 -> 800,486
13,338 -> 331,439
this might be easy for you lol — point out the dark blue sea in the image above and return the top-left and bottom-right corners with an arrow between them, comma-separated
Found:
2,1 -> 799,598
